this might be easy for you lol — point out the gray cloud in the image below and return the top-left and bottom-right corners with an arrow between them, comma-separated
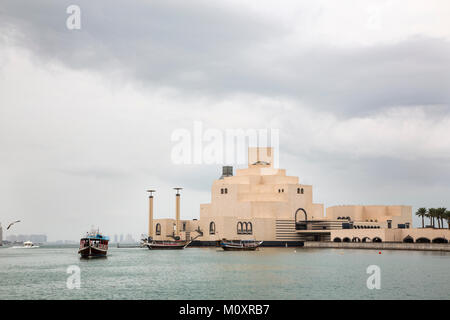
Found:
1,1 -> 449,116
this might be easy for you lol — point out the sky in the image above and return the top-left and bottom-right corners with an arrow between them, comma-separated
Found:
1,0 -> 450,241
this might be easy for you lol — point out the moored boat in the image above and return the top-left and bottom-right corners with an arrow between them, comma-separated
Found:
145,240 -> 191,250
220,239 -> 263,251
78,229 -> 109,258
12,241 -> 40,249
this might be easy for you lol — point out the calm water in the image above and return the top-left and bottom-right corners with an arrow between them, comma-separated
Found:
0,246 -> 449,300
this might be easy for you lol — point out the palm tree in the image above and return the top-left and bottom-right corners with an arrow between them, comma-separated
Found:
427,208 -> 436,228
436,209 -> 441,229
445,210 -> 450,230
436,208 -> 447,229
415,208 -> 427,228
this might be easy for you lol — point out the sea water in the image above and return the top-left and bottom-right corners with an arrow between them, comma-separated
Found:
0,246 -> 449,300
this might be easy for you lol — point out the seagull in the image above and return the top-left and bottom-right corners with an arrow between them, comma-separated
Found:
7,220 -> 21,230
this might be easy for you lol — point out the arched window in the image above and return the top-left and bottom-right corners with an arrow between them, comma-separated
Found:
225,188 -> 228,194
209,221 -> 216,235
155,223 -> 161,235
237,222 -> 243,234
247,222 -> 253,235
343,237 -> 351,242
220,188 -> 224,194
301,188 -> 304,194
297,188 -> 300,194
242,222 -> 248,234
333,237 -> 342,242
372,237 -> 382,243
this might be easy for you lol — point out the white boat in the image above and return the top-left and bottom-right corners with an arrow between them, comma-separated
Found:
12,241 -> 40,248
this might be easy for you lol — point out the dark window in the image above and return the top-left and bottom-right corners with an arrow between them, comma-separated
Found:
247,222 -> 253,235
182,222 -> 186,232
301,188 -> 304,194
221,188 -> 224,194
297,188 -> 300,194
156,223 -> 161,235
242,222 -> 248,234
209,221 -> 215,235
225,188 -> 228,194
237,222 -> 243,234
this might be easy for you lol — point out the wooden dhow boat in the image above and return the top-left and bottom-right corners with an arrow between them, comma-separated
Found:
145,240 -> 191,250
220,239 -> 263,251
78,229 -> 109,258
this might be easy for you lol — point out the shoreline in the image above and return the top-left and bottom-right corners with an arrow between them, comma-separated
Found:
303,241 -> 450,252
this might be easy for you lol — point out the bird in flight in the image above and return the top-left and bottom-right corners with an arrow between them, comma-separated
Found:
7,220 -> 21,230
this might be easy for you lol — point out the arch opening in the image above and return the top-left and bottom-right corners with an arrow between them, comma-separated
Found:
416,237 -> 431,243
295,208 -> 307,222
403,236 -> 414,243
432,237 -> 448,243
209,221 -> 216,235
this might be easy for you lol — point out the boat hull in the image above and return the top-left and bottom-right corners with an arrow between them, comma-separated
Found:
146,241 -> 190,250
78,246 -> 107,257
220,241 -> 263,251
221,245 -> 259,251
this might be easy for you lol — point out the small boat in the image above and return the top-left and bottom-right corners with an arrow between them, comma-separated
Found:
145,240 -> 191,250
78,229 -> 109,258
220,239 -> 263,251
12,241 -> 39,249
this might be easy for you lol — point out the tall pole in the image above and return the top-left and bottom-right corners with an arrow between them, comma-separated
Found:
173,187 -> 183,237
147,190 -> 155,241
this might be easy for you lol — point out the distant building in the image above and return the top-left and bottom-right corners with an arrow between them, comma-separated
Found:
124,234 -> 135,243
6,234 -> 47,243
120,234 -> 124,243
0,223 -> 3,246
114,234 -> 118,243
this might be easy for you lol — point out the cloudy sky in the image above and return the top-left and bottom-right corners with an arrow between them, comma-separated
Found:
1,0 -> 450,240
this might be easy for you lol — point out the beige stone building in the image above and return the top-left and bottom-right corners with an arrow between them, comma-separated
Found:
149,147 -> 449,246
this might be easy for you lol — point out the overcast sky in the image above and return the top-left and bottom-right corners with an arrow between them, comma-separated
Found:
1,0 -> 450,240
